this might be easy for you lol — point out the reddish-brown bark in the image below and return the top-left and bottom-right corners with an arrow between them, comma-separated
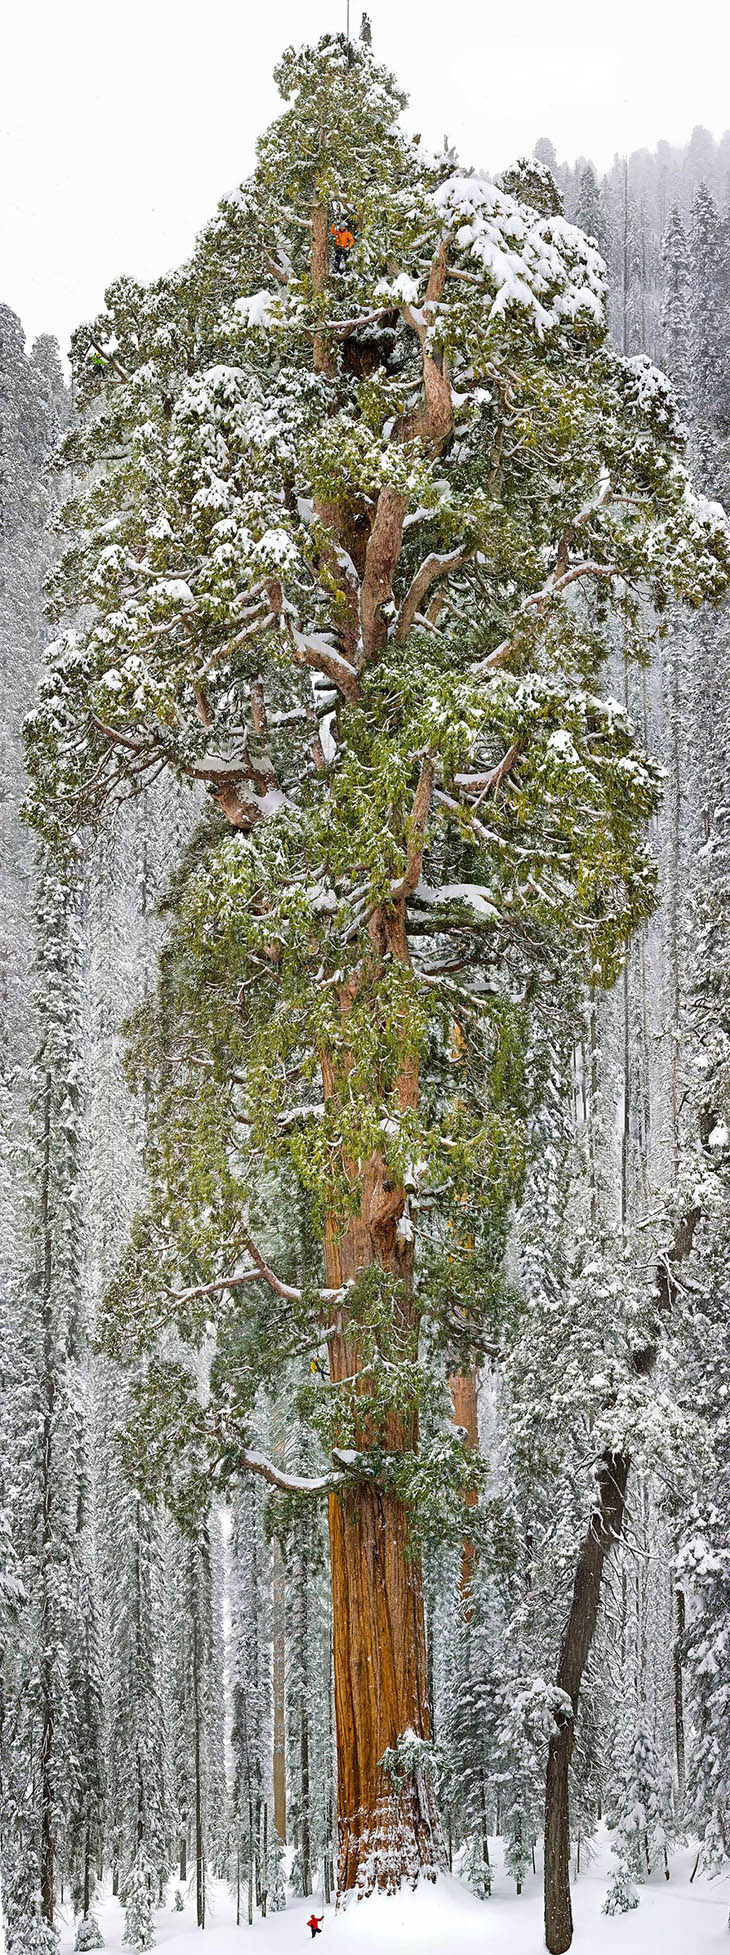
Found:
319,874 -> 444,1892
323,1191 -> 442,1892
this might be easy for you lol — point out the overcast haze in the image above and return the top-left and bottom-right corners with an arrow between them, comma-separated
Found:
2,0 -> 729,357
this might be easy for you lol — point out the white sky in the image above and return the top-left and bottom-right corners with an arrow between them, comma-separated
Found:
2,0 -> 729,357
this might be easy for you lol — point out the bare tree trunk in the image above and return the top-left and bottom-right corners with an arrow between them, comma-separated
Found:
544,1452 -> 630,1955
247,1797 -> 253,1926
312,200 -> 335,377
449,1368 -> 479,1610
261,1804 -> 268,1919
673,1578 -> 686,1804
40,1068 -> 55,1927
192,1614 -> 205,1928
272,1539 -> 287,1844
300,1562 -> 311,1898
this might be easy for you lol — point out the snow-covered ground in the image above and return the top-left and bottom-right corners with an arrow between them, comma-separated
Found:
55,1841 -> 730,1955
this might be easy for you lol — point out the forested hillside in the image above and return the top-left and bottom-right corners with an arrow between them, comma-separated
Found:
2,33 -> 730,1955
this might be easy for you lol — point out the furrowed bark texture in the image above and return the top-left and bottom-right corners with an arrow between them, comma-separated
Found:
544,1451 -> 629,1955
321,901 -> 443,1895
324,1202 -> 442,1894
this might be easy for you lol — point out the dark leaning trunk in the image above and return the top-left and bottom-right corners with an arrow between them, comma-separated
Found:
544,1451 -> 630,1955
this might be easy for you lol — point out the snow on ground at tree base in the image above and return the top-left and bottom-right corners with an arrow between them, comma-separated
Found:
53,1845 -> 729,1955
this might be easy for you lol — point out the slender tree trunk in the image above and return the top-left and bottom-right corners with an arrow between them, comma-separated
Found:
480,1777 -> 490,1869
272,1539 -> 286,1844
544,1451 -> 630,1955
449,1368 -> 479,1609
673,1578 -> 686,1803
300,1563 -> 311,1899
192,1614 -> 205,1928
82,1608 -> 95,1918
40,1068 -> 55,1927
312,199 -> 335,377
261,1804 -> 268,1919
326,1626 -> 336,1902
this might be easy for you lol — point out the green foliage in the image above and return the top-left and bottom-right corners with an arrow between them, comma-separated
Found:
380,1729 -> 436,1794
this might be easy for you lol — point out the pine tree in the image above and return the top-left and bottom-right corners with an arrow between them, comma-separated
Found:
573,165 -> 607,254
266,1827 -> 287,1910
75,1913 -> 104,1949
495,1680 -> 562,1895
603,1863 -> 639,1915
689,183 -> 730,488
607,1722 -> 673,1881
661,207 -> 692,409
122,1852 -> 156,1950
15,860 -> 91,1933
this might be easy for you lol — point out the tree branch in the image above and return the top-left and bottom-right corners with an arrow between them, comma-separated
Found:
394,543 -> 474,645
390,755 -> 436,899
453,744 -> 520,802
241,1450 -> 346,1496
479,561 -> 620,674
359,486 -> 409,662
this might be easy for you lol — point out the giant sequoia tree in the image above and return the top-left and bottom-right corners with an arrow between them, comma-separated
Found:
25,32 -> 730,1899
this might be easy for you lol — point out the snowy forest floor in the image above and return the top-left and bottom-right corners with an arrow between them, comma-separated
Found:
53,1842 -> 729,1954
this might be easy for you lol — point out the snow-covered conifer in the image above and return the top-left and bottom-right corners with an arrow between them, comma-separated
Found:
22,25 -> 730,1918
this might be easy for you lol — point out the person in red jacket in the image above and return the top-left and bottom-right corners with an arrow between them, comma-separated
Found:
307,1913 -> 324,1938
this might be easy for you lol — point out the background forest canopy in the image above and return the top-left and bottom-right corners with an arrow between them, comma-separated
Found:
2,24 -> 730,1955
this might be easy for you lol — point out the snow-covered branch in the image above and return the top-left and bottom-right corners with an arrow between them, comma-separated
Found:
240,1450 -> 346,1496
164,1233 -> 346,1310
479,559 -> 620,674
394,542 -> 474,645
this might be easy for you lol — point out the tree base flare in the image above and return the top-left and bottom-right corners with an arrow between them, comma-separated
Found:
338,1785 -> 446,1897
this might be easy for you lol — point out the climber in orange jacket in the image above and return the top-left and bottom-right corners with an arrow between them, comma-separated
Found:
330,220 -> 355,271
306,1912 -> 324,1938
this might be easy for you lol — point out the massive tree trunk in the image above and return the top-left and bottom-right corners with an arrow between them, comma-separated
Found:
321,897 -> 443,1893
328,1477 -> 440,1892
544,1451 -> 629,1955
324,1194 -> 443,1893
